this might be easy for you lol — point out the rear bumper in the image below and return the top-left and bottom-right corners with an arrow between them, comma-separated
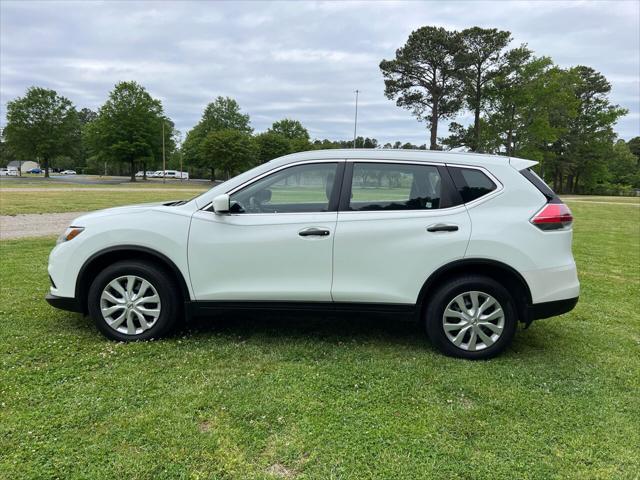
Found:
528,296 -> 578,321
45,293 -> 83,313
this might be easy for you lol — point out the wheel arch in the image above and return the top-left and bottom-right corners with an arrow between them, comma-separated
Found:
76,245 -> 191,314
417,258 -> 532,324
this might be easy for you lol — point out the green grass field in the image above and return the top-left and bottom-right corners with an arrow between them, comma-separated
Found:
0,188 -> 207,215
1,199 -> 639,479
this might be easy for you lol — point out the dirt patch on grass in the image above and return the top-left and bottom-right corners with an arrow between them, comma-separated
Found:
265,463 -> 296,478
0,211 -> 86,239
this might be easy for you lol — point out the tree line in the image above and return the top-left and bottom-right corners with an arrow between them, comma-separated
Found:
380,26 -> 637,194
1,25 -> 638,194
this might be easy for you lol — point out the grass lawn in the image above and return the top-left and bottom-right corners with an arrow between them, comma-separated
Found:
1,201 -> 639,479
0,188 -> 206,215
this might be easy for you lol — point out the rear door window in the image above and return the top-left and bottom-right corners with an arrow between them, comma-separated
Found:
347,163 -> 445,211
448,167 -> 497,203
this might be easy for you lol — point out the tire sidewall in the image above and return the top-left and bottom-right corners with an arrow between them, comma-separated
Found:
425,276 -> 517,359
88,261 -> 178,341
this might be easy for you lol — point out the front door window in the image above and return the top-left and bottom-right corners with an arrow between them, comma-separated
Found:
230,163 -> 339,213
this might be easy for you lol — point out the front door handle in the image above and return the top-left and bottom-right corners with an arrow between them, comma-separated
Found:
427,223 -> 459,233
299,227 -> 331,237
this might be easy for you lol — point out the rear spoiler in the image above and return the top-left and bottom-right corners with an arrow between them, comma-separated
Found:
509,156 -> 538,170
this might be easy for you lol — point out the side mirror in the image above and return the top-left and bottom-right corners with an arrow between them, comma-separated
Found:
212,194 -> 230,214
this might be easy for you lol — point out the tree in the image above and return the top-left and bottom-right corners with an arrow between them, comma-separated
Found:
607,140 -> 639,190
558,66 -> 628,193
0,127 -> 18,167
627,137 -> 640,166
485,55 -> 577,164
4,87 -> 80,177
85,81 -> 170,181
380,26 -> 465,150
199,129 -> 256,180
182,97 -> 252,167
78,107 -> 97,125
268,118 -> 311,152
269,119 -> 310,142
75,108 -> 98,173
254,131 -> 290,164
458,28 -> 515,151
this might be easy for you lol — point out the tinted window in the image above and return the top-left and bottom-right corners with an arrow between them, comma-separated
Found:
449,167 -> 497,203
520,168 -> 556,201
349,163 -> 443,211
230,163 -> 338,213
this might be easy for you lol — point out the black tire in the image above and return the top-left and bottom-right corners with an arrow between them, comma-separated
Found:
424,275 -> 517,360
87,260 -> 181,341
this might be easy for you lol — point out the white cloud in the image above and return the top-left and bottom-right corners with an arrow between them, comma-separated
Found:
1,0 -> 638,143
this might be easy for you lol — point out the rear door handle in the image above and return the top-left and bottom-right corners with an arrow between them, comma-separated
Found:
298,227 -> 331,237
426,223 -> 459,233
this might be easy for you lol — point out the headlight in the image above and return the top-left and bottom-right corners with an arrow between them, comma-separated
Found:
57,226 -> 85,245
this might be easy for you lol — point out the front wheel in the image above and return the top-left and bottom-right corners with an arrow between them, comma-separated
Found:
87,260 -> 180,341
425,275 -> 517,359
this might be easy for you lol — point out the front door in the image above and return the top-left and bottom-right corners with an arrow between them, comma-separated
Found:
188,161 -> 343,301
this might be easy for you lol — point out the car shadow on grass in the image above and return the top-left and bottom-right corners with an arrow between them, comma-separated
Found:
183,311 -> 428,347
180,312 -> 562,361
63,309 -> 557,359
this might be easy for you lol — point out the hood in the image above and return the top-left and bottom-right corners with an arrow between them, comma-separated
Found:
70,201 -> 177,225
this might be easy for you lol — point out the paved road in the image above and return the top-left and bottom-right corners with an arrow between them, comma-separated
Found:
3,187 -> 205,192
0,212 -> 86,240
0,175 -> 212,186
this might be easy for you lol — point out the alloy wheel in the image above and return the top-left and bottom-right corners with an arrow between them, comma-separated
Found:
99,275 -> 161,335
442,290 -> 505,351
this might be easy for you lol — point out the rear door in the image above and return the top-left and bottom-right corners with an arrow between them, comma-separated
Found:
331,161 -> 471,305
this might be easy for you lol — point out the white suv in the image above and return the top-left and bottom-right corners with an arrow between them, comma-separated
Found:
47,150 -> 579,359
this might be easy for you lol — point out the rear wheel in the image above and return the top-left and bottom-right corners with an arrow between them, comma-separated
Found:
88,260 -> 180,341
425,275 -> 517,359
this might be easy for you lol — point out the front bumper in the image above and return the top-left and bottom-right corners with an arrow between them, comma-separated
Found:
528,296 -> 578,321
45,293 -> 83,313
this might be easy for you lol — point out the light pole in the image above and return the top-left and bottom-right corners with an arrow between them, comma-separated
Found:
353,90 -> 359,148
162,120 -> 166,184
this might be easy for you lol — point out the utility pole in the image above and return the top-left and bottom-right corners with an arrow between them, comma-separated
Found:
353,89 -> 359,148
162,120 -> 166,184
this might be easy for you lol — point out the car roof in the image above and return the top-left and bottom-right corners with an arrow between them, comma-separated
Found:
268,149 -> 536,170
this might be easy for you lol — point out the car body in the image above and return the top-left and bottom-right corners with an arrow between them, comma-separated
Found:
60,170 -> 77,175
46,149 -> 579,359
153,170 -> 189,179
135,171 -> 157,177
27,168 -> 43,174
1,167 -> 19,176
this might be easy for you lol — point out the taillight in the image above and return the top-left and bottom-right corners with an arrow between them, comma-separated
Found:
531,202 -> 573,230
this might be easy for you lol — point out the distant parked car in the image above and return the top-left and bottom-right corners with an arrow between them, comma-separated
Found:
135,171 -> 157,178
27,168 -> 43,174
5,167 -> 19,176
153,170 -> 189,179
0,168 -> 9,176
60,170 -> 77,175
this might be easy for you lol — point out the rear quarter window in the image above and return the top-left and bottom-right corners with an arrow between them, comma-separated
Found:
519,168 -> 557,201
448,167 -> 497,203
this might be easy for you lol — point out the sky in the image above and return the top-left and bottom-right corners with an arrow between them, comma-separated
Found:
1,0 -> 639,146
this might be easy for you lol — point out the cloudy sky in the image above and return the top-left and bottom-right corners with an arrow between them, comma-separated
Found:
1,0 -> 638,145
